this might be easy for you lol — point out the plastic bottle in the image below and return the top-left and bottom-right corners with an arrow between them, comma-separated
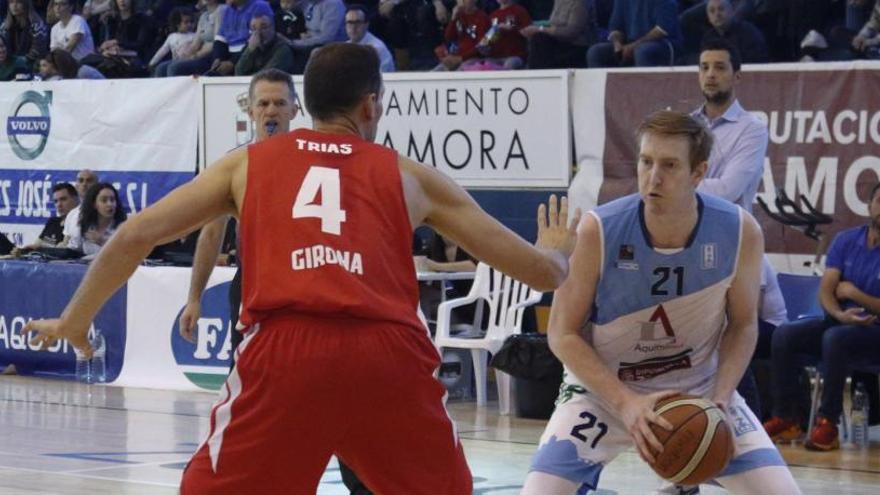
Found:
74,346 -> 91,383
91,329 -> 107,384
851,382 -> 869,448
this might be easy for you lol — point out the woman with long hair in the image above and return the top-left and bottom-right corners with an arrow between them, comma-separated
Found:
0,0 -> 49,65
68,182 -> 127,255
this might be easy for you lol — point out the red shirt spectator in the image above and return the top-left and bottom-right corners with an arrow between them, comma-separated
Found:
444,0 -> 490,60
489,0 -> 531,60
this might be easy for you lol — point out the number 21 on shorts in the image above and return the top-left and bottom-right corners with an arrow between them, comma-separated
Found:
292,166 -> 347,235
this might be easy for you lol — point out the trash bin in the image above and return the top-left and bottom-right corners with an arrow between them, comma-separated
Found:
490,333 -> 562,419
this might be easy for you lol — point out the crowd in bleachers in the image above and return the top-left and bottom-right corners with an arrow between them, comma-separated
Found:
0,0 -> 878,81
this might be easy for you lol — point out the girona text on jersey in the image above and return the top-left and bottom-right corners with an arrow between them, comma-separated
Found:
291,244 -> 364,275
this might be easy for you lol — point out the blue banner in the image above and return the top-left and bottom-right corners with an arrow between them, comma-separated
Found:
0,260 -> 126,380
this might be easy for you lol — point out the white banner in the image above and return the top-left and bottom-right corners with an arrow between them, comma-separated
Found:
0,78 -> 199,246
116,265 -> 236,391
200,70 -> 572,188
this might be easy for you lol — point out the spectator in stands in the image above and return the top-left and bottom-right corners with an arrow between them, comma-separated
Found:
345,4 -> 394,72
679,0 -> 753,56
462,0 -> 530,70
149,7 -> 198,75
82,0 -> 113,37
764,182 -> 880,452
12,183 -> 79,255
433,0 -> 489,71
235,13 -> 294,74
586,0 -> 680,68
67,182 -> 126,256
851,0 -> 880,59
692,39 -> 767,214
62,169 -> 98,247
275,0 -> 305,42
289,0 -> 346,73
38,47 -> 104,78
161,0 -> 226,76
0,34 -> 30,79
686,0 -> 767,64
0,0 -> 49,66
49,0 -> 95,61
375,0 -> 451,70
97,0 -> 154,64
207,0 -> 273,76
520,0 -> 593,69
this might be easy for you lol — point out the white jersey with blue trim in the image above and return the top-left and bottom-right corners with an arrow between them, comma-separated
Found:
570,192 -> 744,396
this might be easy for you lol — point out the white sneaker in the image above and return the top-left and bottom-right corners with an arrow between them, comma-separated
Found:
800,30 -> 828,49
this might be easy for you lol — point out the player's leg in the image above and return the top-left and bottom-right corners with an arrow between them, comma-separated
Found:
181,321 -> 344,494
715,392 -> 801,495
335,324 -> 472,494
522,386 -> 631,495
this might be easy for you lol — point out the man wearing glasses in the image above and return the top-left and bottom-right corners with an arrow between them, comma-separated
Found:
345,5 -> 395,72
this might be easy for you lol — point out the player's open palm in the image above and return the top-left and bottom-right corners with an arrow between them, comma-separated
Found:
22,318 -> 92,358
618,389 -> 677,464
536,194 -> 580,258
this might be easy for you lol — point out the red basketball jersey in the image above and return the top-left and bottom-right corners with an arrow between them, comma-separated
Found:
238,128 -> 422,332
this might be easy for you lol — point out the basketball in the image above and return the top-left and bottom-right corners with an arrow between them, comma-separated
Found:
648,394 -> 735,485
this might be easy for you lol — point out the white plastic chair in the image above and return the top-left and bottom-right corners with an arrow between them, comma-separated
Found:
433,262 -> 542,415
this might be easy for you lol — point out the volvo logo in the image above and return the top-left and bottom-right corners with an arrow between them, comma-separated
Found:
7,91 -> 52,161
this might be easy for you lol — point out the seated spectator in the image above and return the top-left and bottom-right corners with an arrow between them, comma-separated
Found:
12,183 -> 79,255
679,0 -> 753,55
692,0 -> 767,63
764,182 -> 880,451
461,0 -> 530,70
275,0 -> 305,42
235,13 -> 294,74
289,0 -> 346,73
345,4 -> 394,72
62,169 -> 98,247
149,7 -> 197,75
207,0 -> 273,76
0,34 -> 30,79
433,0 -> 489,71
67,182 -> 126,256
97,0 -> 154,62
520,0 -> 592,69
0,0 -> 49,66
852,0 -> 880,59
374,0 -> 451,70
39,47 -> 104,78
82,0 -> 112,36
161,0 -> 226,76
415,230 -> 477,326
49,0 -> 95,61
586,0 -> 680,68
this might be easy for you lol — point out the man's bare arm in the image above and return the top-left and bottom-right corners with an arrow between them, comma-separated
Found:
401,157 -> 575,292
187,216 -> 229,304
711,213 -> 762,409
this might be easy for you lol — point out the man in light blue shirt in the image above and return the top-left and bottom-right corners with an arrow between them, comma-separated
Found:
290,0 -> 347,73
692,38 -> 767,213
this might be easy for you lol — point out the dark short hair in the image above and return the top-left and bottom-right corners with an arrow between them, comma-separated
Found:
53,182 -> 78,198
80,182 -> 126,237
346,4 -> 369,19
699,38 -> 742,72
636,110 -> 713,170
169,7 -> 194,31
248,68 -> 297,103
304,43 -> 381,121
43,49 -> 78,79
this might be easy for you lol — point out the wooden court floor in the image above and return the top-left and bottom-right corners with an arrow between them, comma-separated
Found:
0,376 -> 878,494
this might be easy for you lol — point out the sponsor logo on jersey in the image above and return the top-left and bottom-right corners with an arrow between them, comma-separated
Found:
616,243 -> 639,270
730,404 -> 758,437
170,282 -> 233,391
701,243 -> 717,270
619,304 -> 693,382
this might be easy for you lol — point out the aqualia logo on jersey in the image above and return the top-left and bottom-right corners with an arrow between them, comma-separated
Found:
170,282 -> 233,391
7,91 -> 52,161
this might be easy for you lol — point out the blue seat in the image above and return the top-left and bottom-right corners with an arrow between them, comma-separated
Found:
776,273 -> 823,322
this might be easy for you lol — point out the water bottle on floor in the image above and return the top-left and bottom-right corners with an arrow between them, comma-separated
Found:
851,382 -> 869,449
91,329 -> 106,384
74,346 -> 91,383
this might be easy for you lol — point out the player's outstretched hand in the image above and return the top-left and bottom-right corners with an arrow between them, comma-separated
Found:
22,318 -> 92,358
536,195 -> 581,258
178,301 -> 201,343
618,389 -> 677,464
